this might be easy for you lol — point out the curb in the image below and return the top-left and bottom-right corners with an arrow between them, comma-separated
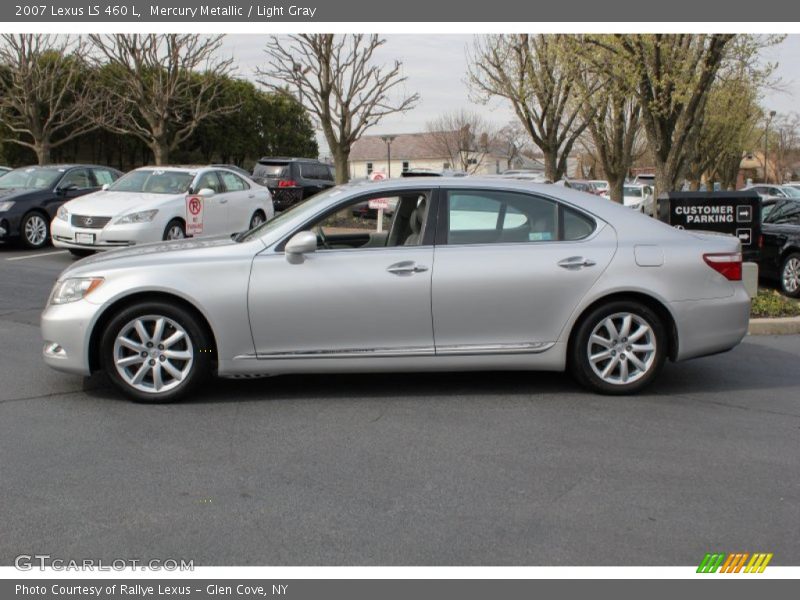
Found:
748,316 -> 800,335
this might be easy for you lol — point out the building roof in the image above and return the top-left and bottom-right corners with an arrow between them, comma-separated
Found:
350,131 -> 467,162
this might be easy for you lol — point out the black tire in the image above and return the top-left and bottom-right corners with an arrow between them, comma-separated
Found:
569,300 -> 667,395
162,219 -> 186,241
20,211 -> 50,249
780,252 -> 800,298
99,301 -> 213,403
249,210 -> 266,229
69,249 -> 94,258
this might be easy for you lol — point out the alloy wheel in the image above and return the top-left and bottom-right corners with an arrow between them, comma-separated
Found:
24,214 -> 48,247
587,312 -> 657,385
112,315 -> 194,394
783,257 -> 800,294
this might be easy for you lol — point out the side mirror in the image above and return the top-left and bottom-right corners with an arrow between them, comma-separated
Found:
57,183 -> 78,194
285,230 -> 317,264
197,187 -> 215,198
101,183 -> 110,191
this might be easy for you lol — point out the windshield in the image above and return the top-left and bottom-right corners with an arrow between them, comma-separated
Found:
237,186 -> 346,243
109,169 -> 194,195
0,167 -> 63,190
624,187 -> 643,197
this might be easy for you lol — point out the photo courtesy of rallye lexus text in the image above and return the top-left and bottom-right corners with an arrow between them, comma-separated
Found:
40,178 -> 751,403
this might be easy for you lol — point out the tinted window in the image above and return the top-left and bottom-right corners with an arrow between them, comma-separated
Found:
563,207 -> 595,240
60,168 -> 93,190
254,162 -> 289,179
92,168 -> 118,186
221,171 -> 247,192
195,171 -> 223,194
768,201 -> 800,225
446,190 -> 558,245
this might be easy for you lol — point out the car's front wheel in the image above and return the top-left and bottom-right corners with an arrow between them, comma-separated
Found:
100,302 -> 212,403
163,219 -> 186,241
20,212 -> 49,249
570,300 -> 666,394
780,253 -> 800,298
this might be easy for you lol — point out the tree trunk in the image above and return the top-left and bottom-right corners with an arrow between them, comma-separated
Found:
151,141 -> 168,166
333,147 -> 350,184
35,140 -> 51,165
653,165 -> 675,219
543,152 -> 558,183
608,176 -> 625,204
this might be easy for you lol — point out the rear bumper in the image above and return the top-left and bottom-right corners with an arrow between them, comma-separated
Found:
269,188 -> 303,211
671,286 -> 751,361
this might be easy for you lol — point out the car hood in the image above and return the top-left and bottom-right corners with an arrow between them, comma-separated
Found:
64,190 -> 181,216
0,188 -> 44,201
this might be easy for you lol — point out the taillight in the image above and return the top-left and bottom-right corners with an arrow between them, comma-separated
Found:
278,179 -> 297,188
758,235 -> 764,249
703,252 -> 742,281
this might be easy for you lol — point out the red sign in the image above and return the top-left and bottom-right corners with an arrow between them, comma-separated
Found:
186,195 -> 204,235
369,171 -> 386,181
368,198 -> 391,210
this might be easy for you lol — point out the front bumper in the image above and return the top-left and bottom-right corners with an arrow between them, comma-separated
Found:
41,299 -> 101,376
671,285 -> 751,361
51,218 -> 159,250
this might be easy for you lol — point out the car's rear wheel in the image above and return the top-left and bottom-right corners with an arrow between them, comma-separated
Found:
780,253 -> 800,298
20,212 -> 49,249
100,302 -> 212,403
163,219 -> 186,241
249,210 -> 266,229
570,300 -> 666,394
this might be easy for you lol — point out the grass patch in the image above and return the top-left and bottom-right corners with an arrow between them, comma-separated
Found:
751,288 -> 800,318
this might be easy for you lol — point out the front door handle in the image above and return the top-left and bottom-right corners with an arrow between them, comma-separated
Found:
387,260 -> 429,275
558,256 -> 596,269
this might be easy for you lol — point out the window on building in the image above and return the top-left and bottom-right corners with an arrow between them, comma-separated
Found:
367,162 -> 373,175
402,161 -> 409,172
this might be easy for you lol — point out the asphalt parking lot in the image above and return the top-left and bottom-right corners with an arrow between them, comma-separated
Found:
1,242 -> 799,566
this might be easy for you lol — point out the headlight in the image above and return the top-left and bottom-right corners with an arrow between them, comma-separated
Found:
49,277 -> 104,305
56,205 -> 69,221
0,201 -> 15,212
115,209 -> 158,224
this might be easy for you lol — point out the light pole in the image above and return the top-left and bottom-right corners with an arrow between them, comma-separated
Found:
380,135 -> 396,178
764,110 -> 776,183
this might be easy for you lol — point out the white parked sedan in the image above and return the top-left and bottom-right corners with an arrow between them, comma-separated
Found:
51,166 -> 273,256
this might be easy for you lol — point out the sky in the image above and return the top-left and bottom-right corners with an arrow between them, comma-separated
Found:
221,34 -> 800,156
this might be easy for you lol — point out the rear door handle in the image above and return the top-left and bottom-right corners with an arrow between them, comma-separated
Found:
558,256 -> 596,269
387,261 -> 429,275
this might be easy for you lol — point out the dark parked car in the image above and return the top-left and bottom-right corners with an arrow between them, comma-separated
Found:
251,158 -> 335,211
759,198 -> 800,297
0,164 -> 122,249
211,164 -> 253,179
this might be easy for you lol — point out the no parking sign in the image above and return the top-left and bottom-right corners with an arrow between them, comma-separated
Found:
186,195 -> 203,235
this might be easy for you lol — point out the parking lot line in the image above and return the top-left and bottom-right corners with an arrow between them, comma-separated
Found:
5,250 -> 69,261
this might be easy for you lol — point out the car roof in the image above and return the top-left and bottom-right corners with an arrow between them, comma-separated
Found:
256,157 -> 324,163
13,164 -> 119,170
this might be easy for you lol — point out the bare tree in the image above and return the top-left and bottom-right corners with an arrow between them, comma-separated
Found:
495,122 -> 532,171
88,34 -> 235,165
771,113 -> 800,184
424,110 -> 495,174
257,34 -> 419,184
469,34 -> 593,182
581,80 -> 644,203
0,34 -> 100,164
583,34 -> 736,203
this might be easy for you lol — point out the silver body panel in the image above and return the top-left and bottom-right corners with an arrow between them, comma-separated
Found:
41,178 -> 750,380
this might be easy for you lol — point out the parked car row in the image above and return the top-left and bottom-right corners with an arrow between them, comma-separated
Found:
0,157 -> 338,253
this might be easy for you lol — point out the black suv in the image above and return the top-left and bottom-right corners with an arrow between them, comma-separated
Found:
252,158 -> 335,211
759,198 -> 800,297
0,164 -> 122,248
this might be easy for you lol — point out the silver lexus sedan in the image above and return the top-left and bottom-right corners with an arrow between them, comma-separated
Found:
41,178 -> 750,402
